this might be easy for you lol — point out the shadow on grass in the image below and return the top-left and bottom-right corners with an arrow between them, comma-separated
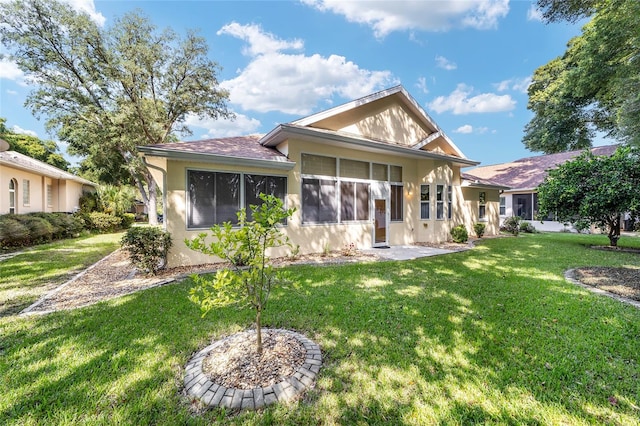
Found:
1,233 -> 639,424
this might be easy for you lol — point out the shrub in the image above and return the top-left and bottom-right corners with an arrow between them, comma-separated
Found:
0,215 -> 30,247
501,216 -> 521,235
473,223 -> 486,238
451,225 -> 469,243
120,213 -> 135,229
87,212 -> 122,233
15,215 -> 53,244
121,226 -> 172,275
519,221 -> 536,233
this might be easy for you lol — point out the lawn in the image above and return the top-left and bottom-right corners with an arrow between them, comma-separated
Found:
0,232 -> 123,317
1,233 -> 639,425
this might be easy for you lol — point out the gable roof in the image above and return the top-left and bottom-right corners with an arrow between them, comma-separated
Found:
0,150 -> 95,186
465,144 -> 620,191
285,85 -> 469,160
139,86 -> 479,168
139,135 -> 295,170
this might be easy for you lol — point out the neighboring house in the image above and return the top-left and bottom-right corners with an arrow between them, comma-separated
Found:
465,144 -> 620,232
0,140 -> 96,215
139,86 -> 505,267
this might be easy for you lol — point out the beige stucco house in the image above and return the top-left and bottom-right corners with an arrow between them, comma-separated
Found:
139,86 -> 506,267
0,140 -> 95,215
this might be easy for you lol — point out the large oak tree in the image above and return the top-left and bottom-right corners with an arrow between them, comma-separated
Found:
0,0 -> 232,224
524,0 -> 640,153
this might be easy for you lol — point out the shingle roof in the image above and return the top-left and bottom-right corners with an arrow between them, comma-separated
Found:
0,150 -> 95,185
143,135 -> 290,163
465,145 -> 620,190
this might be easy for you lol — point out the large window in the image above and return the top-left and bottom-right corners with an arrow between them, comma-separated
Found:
499,196 -> 506,215
479,191 -> 486,220
340,181 -> 370,221
436,184 -> 444,219
187,170 -> 286,228
420,184 -> 430,219
244,174 -> 287,221
302,178 -> 337,223
23,179 -> 30,206
9,179 -> 16,214
513,193 -> 533,220
301,153 -> 402,225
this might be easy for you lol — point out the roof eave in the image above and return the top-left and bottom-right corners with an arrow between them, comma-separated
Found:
0,158 -> 95,186
260,125 -> 479,167
138,146 -> 295,171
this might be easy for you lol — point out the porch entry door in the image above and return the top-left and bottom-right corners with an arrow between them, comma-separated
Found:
371,182 -> 389,247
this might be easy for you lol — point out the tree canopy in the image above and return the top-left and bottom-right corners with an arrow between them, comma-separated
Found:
525,0 -> 640,153
0,117 -> 69,170
537,146 -> 640,246
0,0 -> 232,224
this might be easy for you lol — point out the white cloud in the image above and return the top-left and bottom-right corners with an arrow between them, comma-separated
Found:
428,83 -> 516,115
453,125 -> 490,134
6,89 -> 17,95
11,125 -> 38,137
435,55 -> 457,71
184,112 -> 262,138
416,76 -> 429,94
527,5 -> 544,21
219,23 -> 396,115
454,124 -> 473,134
0,58 -> 25,82
301,0 -> 509,38
495,76 -> 532,93
217,22 -> 304,56
65,0 -> 106,26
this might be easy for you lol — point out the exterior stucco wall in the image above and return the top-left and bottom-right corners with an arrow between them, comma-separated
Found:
156,138 -> 502,267
0,165 -> 89,214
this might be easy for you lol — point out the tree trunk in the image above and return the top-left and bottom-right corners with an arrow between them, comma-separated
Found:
608,214 -> 621,247
255,308 -> 263,355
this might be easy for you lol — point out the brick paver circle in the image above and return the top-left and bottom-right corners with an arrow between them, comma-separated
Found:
184,328 -> 322,410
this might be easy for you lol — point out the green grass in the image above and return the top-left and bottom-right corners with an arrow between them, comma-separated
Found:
1,233 -> 639,425
0,232 -> 123,317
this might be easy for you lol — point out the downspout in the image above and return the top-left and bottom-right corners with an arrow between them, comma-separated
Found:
142,157 -> 167,231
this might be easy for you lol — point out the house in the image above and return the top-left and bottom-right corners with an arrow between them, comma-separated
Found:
0,139 -> 96,215
139,86 -> 506,267
465,144 -> 620,231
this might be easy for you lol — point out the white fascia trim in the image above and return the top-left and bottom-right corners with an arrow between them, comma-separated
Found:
138,148 -> 295,171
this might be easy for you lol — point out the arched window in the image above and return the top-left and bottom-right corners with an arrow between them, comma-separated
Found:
9,178 -> 17,214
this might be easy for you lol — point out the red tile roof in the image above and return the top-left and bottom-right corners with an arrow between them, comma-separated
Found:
465,145 -> 620,190
145,135 -> 289,162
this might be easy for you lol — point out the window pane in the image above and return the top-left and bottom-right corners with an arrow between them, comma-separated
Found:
188,170 -> 216,228
319,179 -> 337,222
391,184 -> 403,221
302,178 -> 320,223
421,202 -> 430,220
372,163 -> 387,181
479,191 -> 486,204
514,193 -> 532,220
500,196 -> 506,215
301,154 -> 336,176
340,159 -> 369,179
244,175 -> 286,222
436,185 -> 444,201
420,184 -> 430,201
215,173 -> 240,224
47,185 -> 53,207
340,181 -> 355,221
479,205 -> 486,219
23,179 -> 30,205
448,185 -> 452,220
390,165 -> 402,182
437,202 -> 444,219
356,183 -> 370,221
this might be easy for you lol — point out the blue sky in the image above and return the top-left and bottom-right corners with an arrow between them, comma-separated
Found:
0,0 -> 589,168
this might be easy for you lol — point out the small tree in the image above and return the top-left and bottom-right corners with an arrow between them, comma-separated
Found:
538,146 -> 640,246
185,194 -> 295,355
